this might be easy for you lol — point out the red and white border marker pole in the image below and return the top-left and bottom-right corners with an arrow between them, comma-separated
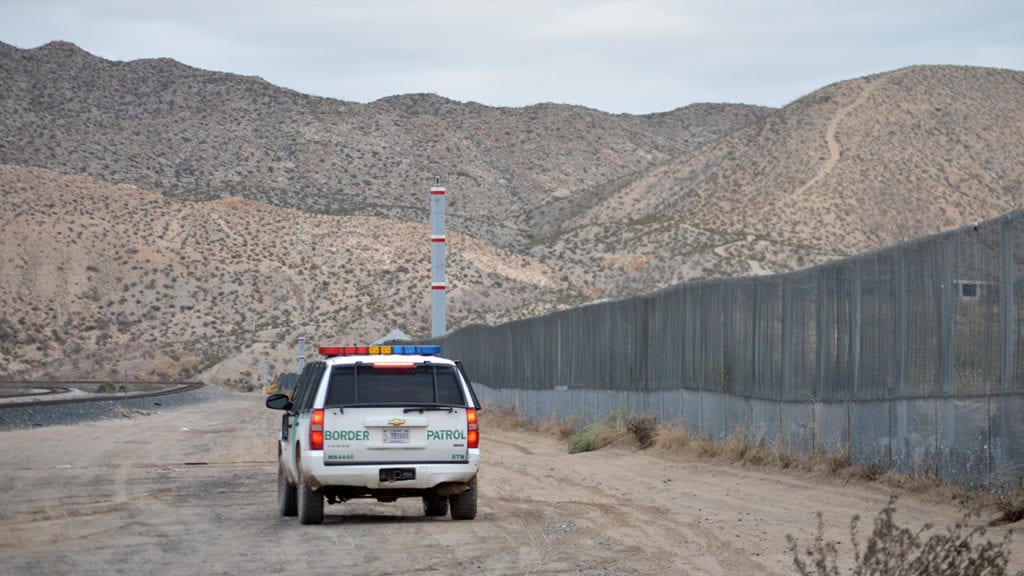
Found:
430,178 -> 447,338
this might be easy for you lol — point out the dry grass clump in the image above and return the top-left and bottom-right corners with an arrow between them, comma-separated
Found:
800,448 -> 851,475
568,422 -> 620,454
993,489 -> 1024,527
482,403 -> 576,439
96,382 -> 127,394
787,495 -> 1024,576
567,410 -> 664,453
537,414 -> 577,440
567,408 -> 624,454
652,425 -> 796,468
652,422 -> 692,450
625,415 -> 657,448
854,462 -> 888,482
880,470 -> 944,494
480,403 -> 530,430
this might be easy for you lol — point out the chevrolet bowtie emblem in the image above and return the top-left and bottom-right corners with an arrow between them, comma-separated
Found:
388,418 -> 406,427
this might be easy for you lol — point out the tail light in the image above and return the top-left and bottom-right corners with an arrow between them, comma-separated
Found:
310,409 -> 324,450
466,408 -> 479,449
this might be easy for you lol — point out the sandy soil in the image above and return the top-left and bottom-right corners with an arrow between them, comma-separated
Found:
1,391 -> 1021,575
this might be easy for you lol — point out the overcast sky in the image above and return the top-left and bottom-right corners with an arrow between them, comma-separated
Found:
1,0 -> 1022,114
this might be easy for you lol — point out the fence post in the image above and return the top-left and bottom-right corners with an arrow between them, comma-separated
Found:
782,278 -> 793,401
816,268 -> 827,402
846,400 -> 852,458
940,238 -> 955,482
998,220 -> 1015,487
894,245 -> 909,468
852,264 -> 862,399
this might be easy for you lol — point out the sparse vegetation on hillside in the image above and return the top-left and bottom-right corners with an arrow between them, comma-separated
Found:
0,41 -> 769,248
574,66 -> 1024,259
0,166 -> 568,380
2,42 -> 1023,381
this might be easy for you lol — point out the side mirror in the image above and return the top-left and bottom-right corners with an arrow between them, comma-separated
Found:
265,393 -> 292,411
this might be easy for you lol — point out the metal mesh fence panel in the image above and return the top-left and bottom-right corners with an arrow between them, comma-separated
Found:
783,271 -> 818,401
855,254 -> 900,401
438,211 -> 1024,488
901,237 -> 945,398
952,225 -> 1003,396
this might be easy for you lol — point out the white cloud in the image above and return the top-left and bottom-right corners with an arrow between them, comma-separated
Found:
0,0 -> 1022,113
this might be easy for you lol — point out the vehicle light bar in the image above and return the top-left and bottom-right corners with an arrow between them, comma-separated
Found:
318,345 -> 442,357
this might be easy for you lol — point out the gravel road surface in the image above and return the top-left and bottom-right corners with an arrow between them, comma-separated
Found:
0,384 -> 228,431
1,389 -> 1021,575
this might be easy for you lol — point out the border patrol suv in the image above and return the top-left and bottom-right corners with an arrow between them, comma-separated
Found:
265,345 -> 481,524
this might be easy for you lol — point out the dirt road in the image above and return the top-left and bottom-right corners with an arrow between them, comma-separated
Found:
1,391 -> 1021,575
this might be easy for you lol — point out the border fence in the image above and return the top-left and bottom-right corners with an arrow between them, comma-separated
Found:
437,210 -> 1024,489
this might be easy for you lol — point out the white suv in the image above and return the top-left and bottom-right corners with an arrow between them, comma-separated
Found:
266,345 -> 481,524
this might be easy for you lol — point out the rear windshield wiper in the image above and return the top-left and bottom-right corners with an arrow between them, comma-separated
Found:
403,405 -> 455,413
323,403 -> 458,412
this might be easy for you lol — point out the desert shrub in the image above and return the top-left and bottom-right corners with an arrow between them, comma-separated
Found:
855,462 -> 888,482
567,409 -> 627,453
481,403 -> 527,430
481,403 -> 575,438
801,448 -> 853,475
741,435 -> 776,466
568,422 -> 617,454
882,471 -> 942,493
537,414 -> 576,440
993,488 -> 1024,526
722,430 -> 753,461
694,436 -> 723,458
787,495 -> 1023,576
653,423 -> 692,450
625,415 -> 657,448
96,382 -> 125,393
827,449 -> 851,475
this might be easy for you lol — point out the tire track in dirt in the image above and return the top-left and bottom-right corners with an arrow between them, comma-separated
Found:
485,429 -> 775,574
3,393 -> 1021,575
487,436 -> 535,455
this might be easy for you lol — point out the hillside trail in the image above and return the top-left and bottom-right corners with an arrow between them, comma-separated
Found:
0,392 -> 1021,575
787,72 -> 894,201
711,234 -> 775,275
707,69 -> 889,267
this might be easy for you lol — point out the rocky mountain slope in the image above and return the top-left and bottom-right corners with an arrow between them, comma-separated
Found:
1,41 -> 1022,382
562,66 -> 1024,296
0,165 -> 568,383
0,41 -> 768,245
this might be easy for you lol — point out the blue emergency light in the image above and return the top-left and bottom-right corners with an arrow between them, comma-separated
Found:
318,345 -> 441,357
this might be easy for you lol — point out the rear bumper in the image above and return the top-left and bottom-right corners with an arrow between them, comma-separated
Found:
300,449 -> 480,490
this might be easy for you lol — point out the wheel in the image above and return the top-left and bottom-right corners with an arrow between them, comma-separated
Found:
297,466 -> 324,525
422,493 -> 449,517
449,478 -> 477,520
278,461 -> 297,517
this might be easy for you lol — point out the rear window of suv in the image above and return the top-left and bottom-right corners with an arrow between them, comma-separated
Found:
325,364 -> 465,407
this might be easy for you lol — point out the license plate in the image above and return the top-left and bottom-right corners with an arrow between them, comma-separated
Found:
383,429 -> 410,444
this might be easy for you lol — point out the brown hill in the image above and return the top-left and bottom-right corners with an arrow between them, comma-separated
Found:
0,41 -> 769,245
560,66 -> 1024,296
2,42 -> 1023,381
0,165 -> 569,382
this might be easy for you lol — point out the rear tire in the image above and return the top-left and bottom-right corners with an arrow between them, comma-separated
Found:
278,461 -> 297,517
422,493 -> 449,517
449,478 -> 477,520
297,466 -> 324,525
